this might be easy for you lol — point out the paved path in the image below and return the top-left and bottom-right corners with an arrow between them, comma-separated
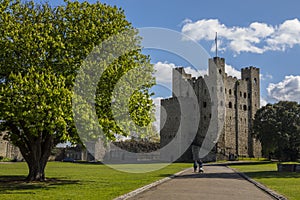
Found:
128,166 -> 275,200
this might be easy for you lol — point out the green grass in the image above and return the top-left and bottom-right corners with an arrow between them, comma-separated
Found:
0,162 -> 191,200
231,163 -> 300,200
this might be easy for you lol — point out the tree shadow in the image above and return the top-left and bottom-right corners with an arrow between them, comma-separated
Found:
173,172 -> 245,180
243,171 -> 300,179
0,175 -> 80,194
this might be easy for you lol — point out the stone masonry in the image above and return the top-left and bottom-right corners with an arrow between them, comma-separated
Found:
160,57 -> 262,162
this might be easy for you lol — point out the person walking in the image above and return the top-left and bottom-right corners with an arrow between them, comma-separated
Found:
192,145 -> 204,173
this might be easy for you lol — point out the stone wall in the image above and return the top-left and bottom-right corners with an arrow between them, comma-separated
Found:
160,57 -> 262,162
0,133 -> 22,160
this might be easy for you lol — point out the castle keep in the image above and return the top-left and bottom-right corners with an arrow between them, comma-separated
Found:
160,57 -> 262,162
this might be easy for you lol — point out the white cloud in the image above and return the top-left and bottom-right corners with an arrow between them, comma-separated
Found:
181,18 -> 300,54
260,97 -> 268,107
260,73 -> 273,81
225,64 -> 241,79
267,18 -> 300,51
153,62 -> 174,85
153,62 -> 205,86
184,66 -> 207,77
267,75 -> 300,102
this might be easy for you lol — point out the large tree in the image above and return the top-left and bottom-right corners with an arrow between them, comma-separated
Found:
253,101 -> 300,161
0,0 -> 154,181
0,68 -> 73,181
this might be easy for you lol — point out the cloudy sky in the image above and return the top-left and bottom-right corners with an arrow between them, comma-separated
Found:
39,0 -> 300,130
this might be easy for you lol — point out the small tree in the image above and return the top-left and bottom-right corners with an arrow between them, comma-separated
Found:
253,101 -> 300,161
0,68 -> 73,181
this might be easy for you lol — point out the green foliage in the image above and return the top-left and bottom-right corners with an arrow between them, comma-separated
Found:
0,67 -> 73,145
253,101 -> 300,161
0,157 -> 12,162
0,0 -> 155,142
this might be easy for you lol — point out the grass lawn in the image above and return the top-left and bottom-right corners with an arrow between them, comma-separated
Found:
0,161 -> 191,200
231,163 -> 300,200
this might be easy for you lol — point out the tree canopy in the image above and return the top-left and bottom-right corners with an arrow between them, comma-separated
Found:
0,68 -> 73,180
0,0 -> 155,181
253,101 -> 300,161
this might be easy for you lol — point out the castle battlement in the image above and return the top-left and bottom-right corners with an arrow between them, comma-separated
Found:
160,57 -> 261,162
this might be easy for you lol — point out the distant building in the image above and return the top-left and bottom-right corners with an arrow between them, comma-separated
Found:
0,132 -> 22,160
160,57 -> 262,162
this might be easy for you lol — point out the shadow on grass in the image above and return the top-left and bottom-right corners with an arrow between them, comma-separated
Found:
0,175 -> 80,194
243,171 -> 300,179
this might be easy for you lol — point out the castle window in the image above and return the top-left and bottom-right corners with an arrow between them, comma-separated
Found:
225,88 -> 227,94
203,101 -> 207,108
229,89 -> 232,95
240,91 -> 242,97
254,78 -> 257,84
219,69 -> 222,74
243,105 -> 247,111
209,114 -> 211,118
244,92 -> 247,98
229,102 -> 232,108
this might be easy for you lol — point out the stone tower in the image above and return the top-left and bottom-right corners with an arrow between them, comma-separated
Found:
160,57 -> 261,162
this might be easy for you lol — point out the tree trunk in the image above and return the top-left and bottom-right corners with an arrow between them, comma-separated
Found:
19,134 -> 54,182
26,159 -> 47,181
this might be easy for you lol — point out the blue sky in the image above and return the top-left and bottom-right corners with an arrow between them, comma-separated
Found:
35,0 -> 300,128
39,0 -> 300,104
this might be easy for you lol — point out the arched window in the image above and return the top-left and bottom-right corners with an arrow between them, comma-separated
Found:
244,92 -> 247,98
229,102 -> 232,108
243,105 -> 247,111
229,89 -> 232,95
